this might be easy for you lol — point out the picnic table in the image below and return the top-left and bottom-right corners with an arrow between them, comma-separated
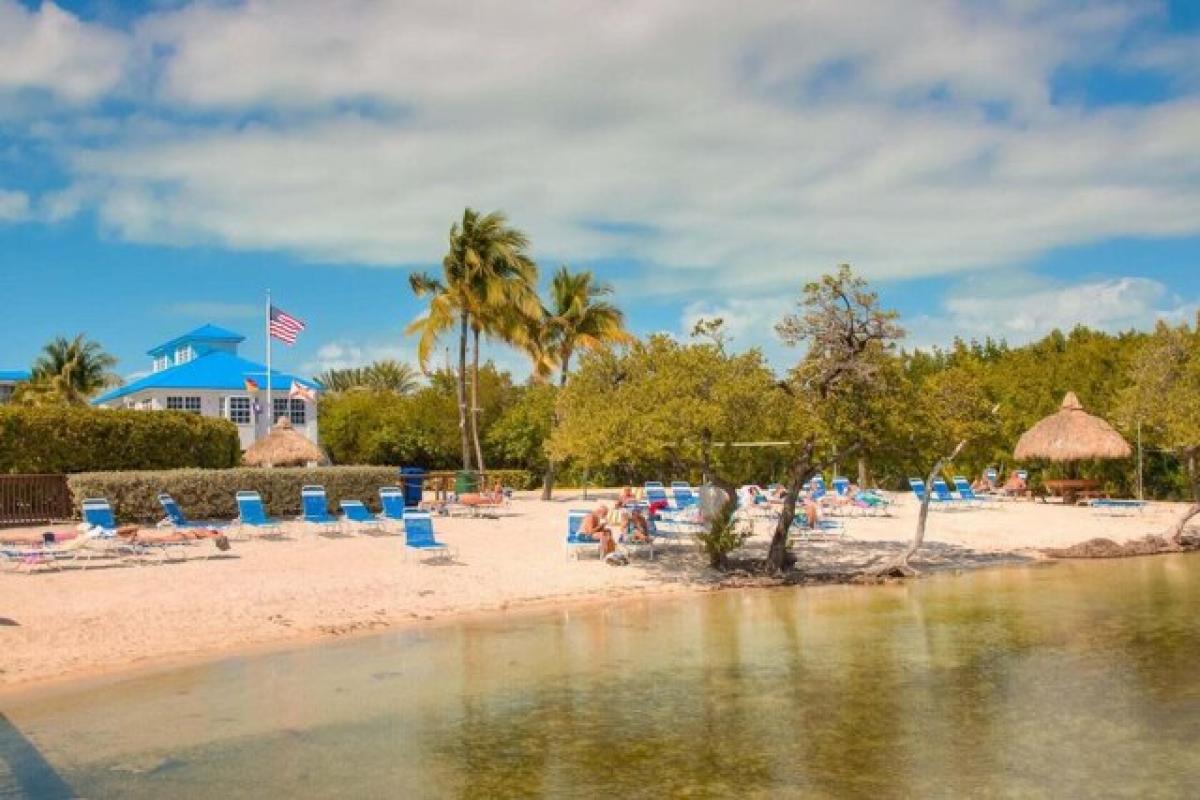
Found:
1043,479 -> 1104,505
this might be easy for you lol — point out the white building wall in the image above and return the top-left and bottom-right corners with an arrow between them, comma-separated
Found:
99,388 -> 319,452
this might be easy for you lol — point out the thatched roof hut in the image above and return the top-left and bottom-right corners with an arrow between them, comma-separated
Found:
243,417 -> 329,468
1014,392 -> 1132,462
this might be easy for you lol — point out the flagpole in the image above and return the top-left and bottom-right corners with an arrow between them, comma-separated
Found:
265,289 -> 272,435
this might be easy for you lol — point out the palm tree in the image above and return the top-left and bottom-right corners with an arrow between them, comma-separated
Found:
18,334 -> 121,405
407,208 -> 539,472
537,266 -> 635,498
316,360 -> 420,395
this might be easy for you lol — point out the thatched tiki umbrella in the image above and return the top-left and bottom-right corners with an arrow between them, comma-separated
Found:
244,417 -> 329,468
1015,392 -> 1131,463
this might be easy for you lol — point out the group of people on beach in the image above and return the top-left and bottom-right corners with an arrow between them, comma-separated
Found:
576,491 -> 656,557
970,470 -> 1028,496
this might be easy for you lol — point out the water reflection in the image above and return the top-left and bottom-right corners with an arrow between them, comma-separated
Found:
3,555 -> 1200,798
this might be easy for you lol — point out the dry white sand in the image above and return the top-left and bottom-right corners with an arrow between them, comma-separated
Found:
0,490 -> 1186,690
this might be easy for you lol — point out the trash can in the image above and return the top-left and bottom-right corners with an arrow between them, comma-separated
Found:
455,469 -> 480,495
400,466 -> 427,507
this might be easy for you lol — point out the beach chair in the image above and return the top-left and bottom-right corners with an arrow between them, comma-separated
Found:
953,477 -> 997,508
82,498 -> 182,564
341,500 -> 387,534
644,481 -> 664,489
645,485 -> 676,512
933,479 -> 975,510
300,485 -> 343,535
984,467 -> 999,489
790,514 -> 845,540
908,478 -> 954,511
670,481 -> 690,489
235,491 -> 283,539
672,485 -> 699,508
1,534 -> 83,574
157,493 -> 223,531
832,477 -> 851,497
379,486 -> 407,528
565,509 -> 597,560
1088,498 -> 1147,517
402,511 -> 454,562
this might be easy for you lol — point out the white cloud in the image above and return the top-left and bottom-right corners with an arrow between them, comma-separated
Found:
908,274 -> 1198,349
0,1 -> 127,103
2,0 -> 1198,304
0,188 -> 29,221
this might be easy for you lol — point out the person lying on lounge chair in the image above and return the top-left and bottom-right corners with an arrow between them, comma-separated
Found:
458,480 -> 506,508
578,505 -> 616,556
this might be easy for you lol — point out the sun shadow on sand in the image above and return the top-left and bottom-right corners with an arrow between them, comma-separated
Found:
607,533 -> 1036,587
0,713 -> 75,800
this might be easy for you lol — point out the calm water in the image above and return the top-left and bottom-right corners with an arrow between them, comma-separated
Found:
3,555 -> 1200,799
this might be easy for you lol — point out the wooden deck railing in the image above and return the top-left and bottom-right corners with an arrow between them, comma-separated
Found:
0,474 -> 73,526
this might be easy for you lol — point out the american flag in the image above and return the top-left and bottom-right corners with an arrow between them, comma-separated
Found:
269,305 -> 306,345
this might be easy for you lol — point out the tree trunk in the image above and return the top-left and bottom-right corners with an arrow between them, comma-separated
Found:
1166,451 -> 1200,546
457,313 -> 472,471
870,441 -> 965,577
540,353 -> 572,502
470,326 -> 485,476
857,455 -> 868,488
765,440 -> 817,575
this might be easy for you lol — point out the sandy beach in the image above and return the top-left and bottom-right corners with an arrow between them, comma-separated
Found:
0,491 -> 1187,691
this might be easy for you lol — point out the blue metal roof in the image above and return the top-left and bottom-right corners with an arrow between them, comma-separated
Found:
147,324 -> 245,357
92,351 -> 320,404
0,370 -> 31,382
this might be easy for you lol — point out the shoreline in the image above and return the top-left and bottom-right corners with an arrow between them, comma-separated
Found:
0,553 -> 1061,704
2,494 -> 1188,700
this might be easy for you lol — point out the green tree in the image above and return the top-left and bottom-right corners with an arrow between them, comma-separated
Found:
551,334 -> 790,567
407,208 -> 539,474
15,334 -> 121,405
316,360 -> 420,394
766,265 -> 904,573
1118,319 -> 1200,545
486,383 -> 558,474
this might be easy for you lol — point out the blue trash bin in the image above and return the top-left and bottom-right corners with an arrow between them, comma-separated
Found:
400,467 -> 427,507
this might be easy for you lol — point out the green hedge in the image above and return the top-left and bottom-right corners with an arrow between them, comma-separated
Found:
0,406 -> 241,473
67,466 -> 534,523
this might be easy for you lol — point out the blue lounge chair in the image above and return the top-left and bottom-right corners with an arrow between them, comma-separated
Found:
832,477 -> 851,496
235,491 -> 283,538
953,477 -> 997,508
909,478 -> 953,511
379,486 -> 407,527
933,478 -> 975,509
644,481 -> 664,489
565,509 -> 598,560
791,513 -> 845,539
157,493 -> 222,530
645,485 -> 676,511
402,511 -> 453,561
300,485 -> 343,535
341,500 -> 387,534
81,498 -> 169,562
985,467 -> 999,488
672,486 -> 698,508
670,481 -> 690,489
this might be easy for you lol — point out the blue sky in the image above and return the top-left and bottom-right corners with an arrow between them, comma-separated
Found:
0,0 -> 1198,380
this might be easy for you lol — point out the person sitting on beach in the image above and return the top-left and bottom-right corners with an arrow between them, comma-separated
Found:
999,472 -> 1027,496
627,507 -> 654,543
768,484 -> 788,503
578,504 -> 617,556
618,486 -> 636,506
972,473 -> 997,493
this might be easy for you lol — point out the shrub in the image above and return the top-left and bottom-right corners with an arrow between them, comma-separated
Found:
67,466 -> 535,522
0,406 -> 241,473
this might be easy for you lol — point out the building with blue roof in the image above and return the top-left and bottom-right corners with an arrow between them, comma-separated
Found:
92,325 -> 322,450
0,369 -> 31,404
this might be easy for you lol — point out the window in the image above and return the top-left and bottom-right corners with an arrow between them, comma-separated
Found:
175,346 -> 194,365
153,356 -> 170,373
273,397 -> 306,425
227,396 -> 251,425
166,396 -> 202,414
